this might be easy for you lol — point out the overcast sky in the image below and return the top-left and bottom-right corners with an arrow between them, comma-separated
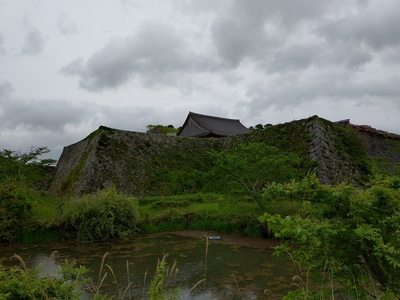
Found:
1,0 -> 400,160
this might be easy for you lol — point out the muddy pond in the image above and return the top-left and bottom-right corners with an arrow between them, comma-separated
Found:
0,231 -> 297,299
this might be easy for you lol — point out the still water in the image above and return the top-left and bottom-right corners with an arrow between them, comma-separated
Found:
0,232 -> 296,299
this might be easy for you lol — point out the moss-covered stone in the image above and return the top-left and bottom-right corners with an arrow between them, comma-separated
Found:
49,116 -> 400,198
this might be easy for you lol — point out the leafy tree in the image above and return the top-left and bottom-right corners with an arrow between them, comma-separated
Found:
206,143 -> 301,209
249,123 -> 273,131
146,124 -> 178,135
0,147 -> 56,189
0,179 -> 35,242
259,175 -> 400,297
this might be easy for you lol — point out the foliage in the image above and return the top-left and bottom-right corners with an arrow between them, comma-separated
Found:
63,187 -> 139,241
205,142 -> 301,209
0,147 -> 56,190
146,124 -> 179,135
259,175 -> 400,297
249,123 -> 273,131
0,253 -> 88,300
0,179 -> 35,242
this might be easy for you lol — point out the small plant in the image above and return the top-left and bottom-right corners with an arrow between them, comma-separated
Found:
147,254 -> 180,300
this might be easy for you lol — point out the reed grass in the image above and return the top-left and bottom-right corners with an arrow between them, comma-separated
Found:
71,235 -> 211,299
2,244 -> 391,299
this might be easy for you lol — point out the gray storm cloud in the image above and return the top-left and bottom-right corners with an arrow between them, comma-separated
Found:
21,26 -> 45,56
61,22 -> 214,92
0,98 -> 90,132
0,81 -> 14,99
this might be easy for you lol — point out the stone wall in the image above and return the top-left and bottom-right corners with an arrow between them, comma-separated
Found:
49,116 -> 400,197
49,126 -> 218,197
306,117 -> 370,186
307,118 -> 331,184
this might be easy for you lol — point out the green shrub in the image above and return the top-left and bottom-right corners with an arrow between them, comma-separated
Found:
0,179 -> 34,242
63,187 -> 139,241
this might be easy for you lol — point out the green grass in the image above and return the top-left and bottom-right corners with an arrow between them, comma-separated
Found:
26,192 -> 285,241
137,193 -> 265,236
32,196 -> 61,220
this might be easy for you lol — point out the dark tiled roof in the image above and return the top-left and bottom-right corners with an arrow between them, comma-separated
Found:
178,112 -> 249,137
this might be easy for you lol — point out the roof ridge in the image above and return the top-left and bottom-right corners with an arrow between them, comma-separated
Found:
189,111 -> 240,121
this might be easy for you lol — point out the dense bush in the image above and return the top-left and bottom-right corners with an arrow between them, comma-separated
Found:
63,187 -> 139,241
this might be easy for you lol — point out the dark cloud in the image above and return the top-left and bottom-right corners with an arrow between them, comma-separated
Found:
61,0 -> 398,94
266,44 -> 323,73
243,67 -> 400,118
0,81 -> 14,99
315,1 -> 400,51
0,98 -> 89,132
61,22 -> 213,92
21,26 -> 45,56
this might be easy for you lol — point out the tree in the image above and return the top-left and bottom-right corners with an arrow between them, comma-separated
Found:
146,125 -> 178,135
0,147 -> 56,188
259,175 -> 400,297
207,143 -> 301,209
0,178 -> 34,241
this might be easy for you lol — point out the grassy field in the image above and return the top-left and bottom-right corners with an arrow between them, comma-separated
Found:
26,192 -> 288,242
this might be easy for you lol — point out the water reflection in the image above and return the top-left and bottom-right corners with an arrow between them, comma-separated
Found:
0,233 -> 295,299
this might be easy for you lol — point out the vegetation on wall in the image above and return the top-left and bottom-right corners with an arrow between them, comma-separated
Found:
328,121 -> 373,184
204,143 -> 302,209
247,119 -> 311,161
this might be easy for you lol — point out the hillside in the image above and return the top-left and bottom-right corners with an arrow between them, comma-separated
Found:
49,116 -> 400,197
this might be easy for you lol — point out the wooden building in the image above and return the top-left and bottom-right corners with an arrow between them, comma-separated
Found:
177,112 -> 249,138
